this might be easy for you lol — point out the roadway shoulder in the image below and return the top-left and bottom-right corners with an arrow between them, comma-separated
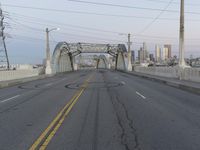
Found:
118,70 -> 200,95
0,74 -> 54,89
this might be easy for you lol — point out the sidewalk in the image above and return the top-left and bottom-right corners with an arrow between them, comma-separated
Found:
121,71 -> 200,95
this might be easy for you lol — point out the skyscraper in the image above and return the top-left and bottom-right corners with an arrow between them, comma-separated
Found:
149,54 -> 154,62
143,42 -> 149,60
155,45 -> 161,62
163,44 -> 172,60
131,51 -> 135,63
138,47 -> 145,63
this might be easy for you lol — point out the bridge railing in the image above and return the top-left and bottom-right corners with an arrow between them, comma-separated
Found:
0,67 -> 44,81
134,66 -> 178,78
134,66 -> 200,82
182,68 -> 200,82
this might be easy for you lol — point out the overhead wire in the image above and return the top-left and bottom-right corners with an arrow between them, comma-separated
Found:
67,0 -> 200,15
138,0 -> 174,34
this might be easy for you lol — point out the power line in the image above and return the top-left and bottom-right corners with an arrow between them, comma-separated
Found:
7,12 -> 125,35
7,9 -> 200,23
138,0 -> 174,34
142,0 -> 200,6
8,18 -> 43,32
3,3 -> 200,15
67,0 -> 200,15
8,15 -> 200,41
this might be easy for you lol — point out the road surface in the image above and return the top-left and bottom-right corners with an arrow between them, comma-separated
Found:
0,69 -> 200,150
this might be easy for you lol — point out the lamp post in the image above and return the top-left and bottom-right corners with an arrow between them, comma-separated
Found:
178,0 -> 185,67
127,33 -> 132,71
119,33 -> 132,71
45,27 -> 60,75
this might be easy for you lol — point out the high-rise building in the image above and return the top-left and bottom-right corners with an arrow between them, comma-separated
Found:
155,45 -> 161,62
143,42 -> 149,60
131,51 -> 135,63
163,44 -> 172,60
138,43 -> 151,63
138,47 -> 145,63
149,54 -> 154,62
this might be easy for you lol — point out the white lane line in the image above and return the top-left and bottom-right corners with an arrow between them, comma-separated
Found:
136,91 -> 146,99
45,83 -> 53,87
121,81 -> 126,85
0,95 -> 20,103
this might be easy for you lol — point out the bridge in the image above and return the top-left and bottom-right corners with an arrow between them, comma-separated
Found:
1,0 -> 200,148
0,40 -> 200,150
49,42 -> 127,74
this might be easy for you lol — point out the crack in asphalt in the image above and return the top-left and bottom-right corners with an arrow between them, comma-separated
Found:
102,72 -> 141,150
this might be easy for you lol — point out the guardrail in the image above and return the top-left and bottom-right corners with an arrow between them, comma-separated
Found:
134,66 -> 200,83
0,67 -> 44,81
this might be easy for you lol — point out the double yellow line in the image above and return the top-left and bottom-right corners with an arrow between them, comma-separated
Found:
29,75 -> 92,150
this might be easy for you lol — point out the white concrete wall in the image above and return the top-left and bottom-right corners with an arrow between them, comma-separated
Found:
182,68 -> 200,82
134,66 -> 200,82
117,52 -> 126,70
134,66 -> 178,78
53,54 -> 72,73
0,68 -> 44,81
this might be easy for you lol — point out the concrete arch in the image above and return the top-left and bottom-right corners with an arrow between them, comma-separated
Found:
115,51 -> 126,70
51,42 -> 127,74
96,55 -> 109,69
114,44 -> 127,71
52,42 -> 74,74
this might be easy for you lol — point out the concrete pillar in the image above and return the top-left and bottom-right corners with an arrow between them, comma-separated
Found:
127,33 -> 132,71
69,53 -> 74,71
45,28 -> 52,74
178,0 -> 185,67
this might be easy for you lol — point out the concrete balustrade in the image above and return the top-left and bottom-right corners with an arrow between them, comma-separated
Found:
0,68 -> 44,81
134,66 -> 178,78
182,68 -> 200,82
134,66 -> 200,83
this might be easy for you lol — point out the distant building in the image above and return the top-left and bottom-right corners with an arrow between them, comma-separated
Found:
138,42 -> 149,63
149,54 -> 154,62
143,42 -> 149,61
138,47 -> 145,63
163,44 -> 172,60
131,51 -> 135,63
155,45 -> 161,62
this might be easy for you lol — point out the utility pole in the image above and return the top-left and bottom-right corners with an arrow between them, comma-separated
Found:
0,6 -> 10,70
45,28 -> 52,74
127,33 -> 132,71
45,27 -> 59,74
178,0 -> 185,67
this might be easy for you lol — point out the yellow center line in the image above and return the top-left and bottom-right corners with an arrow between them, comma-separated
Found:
29,74 -> 93,150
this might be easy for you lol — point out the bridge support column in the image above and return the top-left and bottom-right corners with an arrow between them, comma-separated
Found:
96,59 -> 100,69
115,53 -> 118,70
69,53 -> 74,71
115,52 -> 126,71
127,33 -> 132,71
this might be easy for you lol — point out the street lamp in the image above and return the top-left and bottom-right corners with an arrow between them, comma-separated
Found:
178,0 -> 185,67
45,27 -> 60,75
119,33 -> 132,71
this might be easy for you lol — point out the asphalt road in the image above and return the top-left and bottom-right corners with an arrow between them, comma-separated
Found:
0,69 -> 200,150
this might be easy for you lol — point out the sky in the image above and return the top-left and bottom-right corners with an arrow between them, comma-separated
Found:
1,0 -> 200,64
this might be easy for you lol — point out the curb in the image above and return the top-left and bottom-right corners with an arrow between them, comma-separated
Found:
118,70 -> 200,95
